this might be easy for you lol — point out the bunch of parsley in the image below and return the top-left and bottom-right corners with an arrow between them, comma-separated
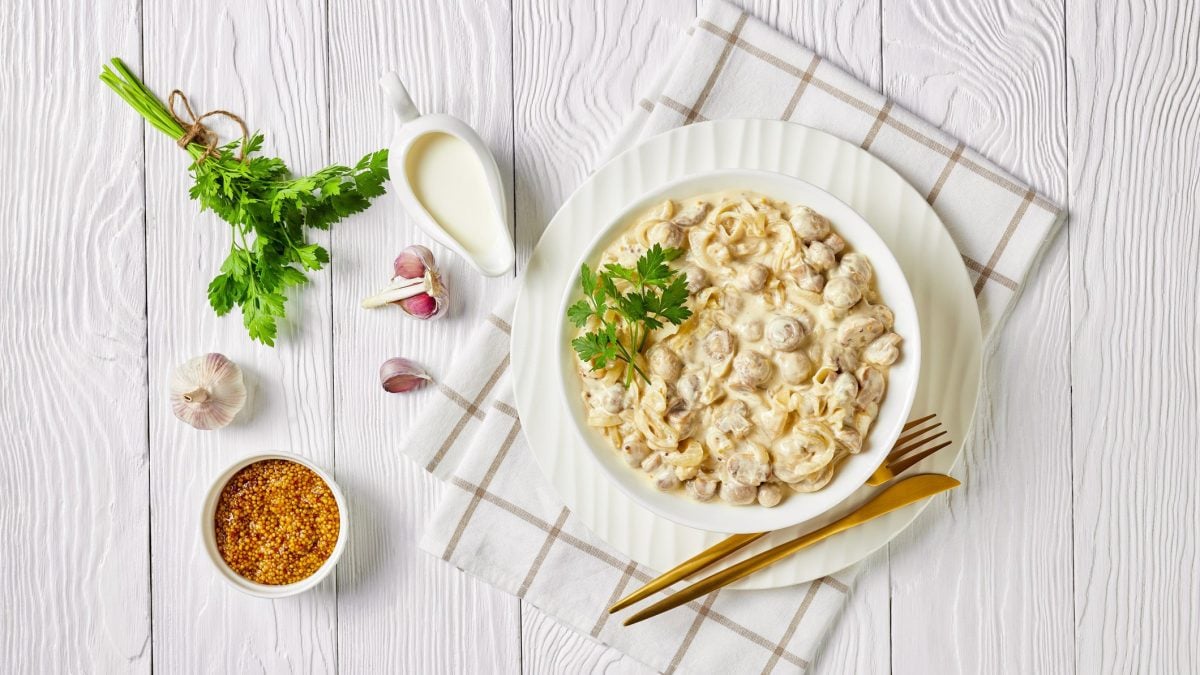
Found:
100,58 -> 389,345
568,244 -> 693,386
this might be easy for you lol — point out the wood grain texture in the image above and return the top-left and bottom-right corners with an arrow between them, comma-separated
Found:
880,1 -> 1073,673
327,0 -> 522,672
143,1 -> 338,672
511,2 -> 693,671
1067,1 -> 1200,672
721,2 -> 892,673
0,0 -> 150,672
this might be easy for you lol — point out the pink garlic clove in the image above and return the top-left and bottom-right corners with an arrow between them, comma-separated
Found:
361,245 -> 448,319
380,357 -> 432,393
394,245 -> 436,279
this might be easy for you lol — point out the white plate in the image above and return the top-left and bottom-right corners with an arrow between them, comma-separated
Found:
513,119 -> 982,589
555,169 -> 921,534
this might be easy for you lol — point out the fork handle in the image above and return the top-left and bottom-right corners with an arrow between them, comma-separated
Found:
623,474 -> 960,626
607,532 -> 765,613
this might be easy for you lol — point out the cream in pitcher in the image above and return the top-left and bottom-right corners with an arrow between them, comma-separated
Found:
380,72 -> 514,277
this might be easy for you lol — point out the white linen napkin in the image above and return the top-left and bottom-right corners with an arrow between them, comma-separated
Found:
406,1 -> 1065,672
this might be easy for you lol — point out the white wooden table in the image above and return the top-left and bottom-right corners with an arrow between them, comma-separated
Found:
3,0 -> 1197,672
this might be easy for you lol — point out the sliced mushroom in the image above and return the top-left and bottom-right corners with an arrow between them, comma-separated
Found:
725,442 -> 771,486
829,372 -> 859,409
715,400 -> 754,438
683,264 -> 709,294
672,201 -> 711,227
765,316 -> 805,352
792,262 -> 826,293
823,232 -> 846,254
621,437 -> 650,467
686,474 -> 719,501
652,464 -> 681,491
837,315 -> 885,349
719,481 -> 758,505
837,252 -> 873,287
865,303 -> 894,330
703,328 -> 735,361
648,345 -> 683,381
805,240 -> 837,271
855,365 -> 885,406
863,332 -> 902,366
648,220 -> 685,249
598,384 -> 626,414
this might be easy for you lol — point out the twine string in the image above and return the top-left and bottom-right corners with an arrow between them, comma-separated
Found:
167,90 -> 249,162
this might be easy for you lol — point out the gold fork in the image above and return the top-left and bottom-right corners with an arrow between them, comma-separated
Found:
608,413 -> 952,616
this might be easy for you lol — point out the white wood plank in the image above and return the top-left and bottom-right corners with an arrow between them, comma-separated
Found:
880,1 -> 1074,673
326,0 -> 522,672
511,1 -> 693,670
142,2 -> 339,671
0,1 -> 150,672
1066,1 -> 1200,672
723,2 -> 892,673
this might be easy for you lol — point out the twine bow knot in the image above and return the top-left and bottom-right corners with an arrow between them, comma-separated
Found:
168,90 -> 249,162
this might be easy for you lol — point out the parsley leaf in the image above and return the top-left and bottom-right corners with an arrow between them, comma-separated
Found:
567,244 -> 693,386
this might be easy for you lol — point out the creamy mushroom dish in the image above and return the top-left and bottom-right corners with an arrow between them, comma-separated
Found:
574,191 -> 901,507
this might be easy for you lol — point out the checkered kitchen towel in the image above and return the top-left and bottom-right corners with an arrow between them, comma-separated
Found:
408,1 -> 1066,673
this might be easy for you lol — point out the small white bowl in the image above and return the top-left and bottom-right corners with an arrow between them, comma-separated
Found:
201,452 -> 349,598
557,169 -> 921,534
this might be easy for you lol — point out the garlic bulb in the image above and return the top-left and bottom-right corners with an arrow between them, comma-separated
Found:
380,357 -> 432,393
361,245 -> 448,319
170,353 -> 247,430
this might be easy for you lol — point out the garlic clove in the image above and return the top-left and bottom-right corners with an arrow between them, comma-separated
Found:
170,353 -> 246,430
380,357 -> 432,393
394,245 -> 435,279
361,245 -> 448,320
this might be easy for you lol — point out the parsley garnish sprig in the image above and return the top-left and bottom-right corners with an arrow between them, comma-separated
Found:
568,244 -> 693,386
100,58 -> 389,345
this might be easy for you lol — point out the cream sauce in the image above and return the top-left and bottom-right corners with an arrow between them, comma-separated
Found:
404,132 -> 501,256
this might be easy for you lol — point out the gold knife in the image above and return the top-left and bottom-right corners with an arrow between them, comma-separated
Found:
623,473 -> 960,626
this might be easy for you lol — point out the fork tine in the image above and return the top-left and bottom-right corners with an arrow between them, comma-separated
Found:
888,440 -> 953,476
893,421 -> 942,449
886,429 -> 949,462
901,413 -> 936,431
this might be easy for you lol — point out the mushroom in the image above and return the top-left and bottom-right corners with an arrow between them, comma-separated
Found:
718,481 -> 758,505
792,263 -> 825,293
725,442 -> 770,486
863,332 -> 902,366
738,263 -> 771,292
829,372 -> 860,409
823,276 -> 862,310
822,232 -> 846,254
671,201 -> 712,227
837,252 -> 873,287
683,264 -> 709,294
777,351 -> 814,385
687,474 -> 719,501
732,351 -> 772,389
765,316 -> 805,352
836,315 -> 885,349
702,328 -> 735,361
621,437 -> 651,467
855,366 -> 886,406
805,241 -> 837,271
789,205 -> 831,242
598,384 -> 626,414
735,318 -> 764,342
648,220 -> 685,249
757,482 -> 784,507
648,345 -> 683,381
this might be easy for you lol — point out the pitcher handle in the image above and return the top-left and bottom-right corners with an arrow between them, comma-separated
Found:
379,72 -> 420,123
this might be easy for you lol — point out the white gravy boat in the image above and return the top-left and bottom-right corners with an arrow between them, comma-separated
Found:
379,72 -> 515,277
